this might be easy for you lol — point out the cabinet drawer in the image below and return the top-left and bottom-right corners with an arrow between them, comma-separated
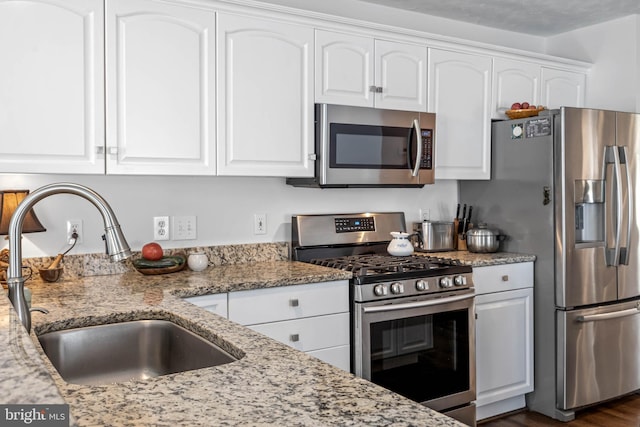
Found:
473,262 -> 533,295
183,293 -> 228,318
228,280 -> 349,325
307,345 -> 350,372
248,312 -> 349,352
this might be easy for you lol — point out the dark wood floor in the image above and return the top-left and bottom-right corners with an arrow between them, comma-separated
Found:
480,393 -> 640,427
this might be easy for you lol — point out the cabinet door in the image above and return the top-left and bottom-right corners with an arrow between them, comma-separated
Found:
105,0 -> 215,175
0,0 -> 104,174
541,67 -> 586,109
183,293 -> 228,318
475,288 -> 534,409
428,49 -> 492,180
492,58 -> 540,119
375,40 -> 427,112
315,30 -> 374,107
217,13 -> 314,177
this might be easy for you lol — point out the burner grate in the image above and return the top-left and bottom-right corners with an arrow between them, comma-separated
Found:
310,254 -> 455,276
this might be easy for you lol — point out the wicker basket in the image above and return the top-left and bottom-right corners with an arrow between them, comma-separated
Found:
505,107 -> 545,119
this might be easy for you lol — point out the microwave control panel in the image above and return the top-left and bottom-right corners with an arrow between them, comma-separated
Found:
421,129 -> 433,169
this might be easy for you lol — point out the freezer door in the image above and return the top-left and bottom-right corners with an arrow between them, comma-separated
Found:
557,300 -> 640,410
557,108 -> 618,307
616,112 -> 640,300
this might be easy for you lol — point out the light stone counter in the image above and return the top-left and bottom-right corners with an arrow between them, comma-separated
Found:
1,246 -> 466,427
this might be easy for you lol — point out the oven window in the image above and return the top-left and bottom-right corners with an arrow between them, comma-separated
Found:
369,309 -> 470,403
330,123 -> 410,169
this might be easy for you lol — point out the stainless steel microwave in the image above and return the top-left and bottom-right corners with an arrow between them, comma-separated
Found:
286,104 -> 435,188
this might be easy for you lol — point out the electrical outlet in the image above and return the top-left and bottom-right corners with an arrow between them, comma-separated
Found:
153,216 -> 170,241
420,208 -> 431,222
66,219 -> 83,244
254,213 -> 266,235
173,215 -> 197,240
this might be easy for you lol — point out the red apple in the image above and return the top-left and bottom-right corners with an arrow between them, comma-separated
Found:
142,242 -> 163,261
521,102 -> 530,109
510,102 -> 522,110
529,104 -> 537,109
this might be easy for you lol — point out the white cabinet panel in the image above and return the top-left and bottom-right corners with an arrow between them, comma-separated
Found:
492,58 -> 540,119
475,288 -> 534,408
106,0 -> 215,175
0,0 -> 104,174
315,30 -> 374,107
541,67 -> 586,109
429,49 -> 492,180
375,40 -> 427,111
228,280 -> 349,325
217,13 -> 314,177
248,312 -> 349,352
183,293 -> 228,318
307,345 -> 350,372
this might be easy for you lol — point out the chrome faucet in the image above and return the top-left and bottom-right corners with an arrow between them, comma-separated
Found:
6,183 -> 132,332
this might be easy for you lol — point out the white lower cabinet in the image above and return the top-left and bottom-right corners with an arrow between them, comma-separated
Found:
228,280 -> 350,371
473,262 -> 534,421
183,293 -> 228,318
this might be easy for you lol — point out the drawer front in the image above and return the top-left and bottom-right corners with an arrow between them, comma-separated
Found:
473,262 -> 533,295
183,293 -> 228,318
228,280 -> 349,325
307,345 -> 350,372
248,312 -> 349,352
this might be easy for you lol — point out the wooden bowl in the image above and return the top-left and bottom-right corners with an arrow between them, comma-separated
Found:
505,107 -> 545,119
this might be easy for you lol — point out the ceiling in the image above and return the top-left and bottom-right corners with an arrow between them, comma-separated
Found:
358,0 -> 640,36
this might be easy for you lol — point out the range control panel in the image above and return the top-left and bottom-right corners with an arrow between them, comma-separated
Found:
335,217 -> 376,233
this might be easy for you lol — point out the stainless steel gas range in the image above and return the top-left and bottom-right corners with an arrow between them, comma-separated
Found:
291,212 -> 476,426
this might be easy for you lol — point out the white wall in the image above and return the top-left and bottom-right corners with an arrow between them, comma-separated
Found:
1,174 -> 458,258
546,15 -> 640,112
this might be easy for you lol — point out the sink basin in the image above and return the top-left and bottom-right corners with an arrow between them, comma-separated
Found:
38,319 -> 238,386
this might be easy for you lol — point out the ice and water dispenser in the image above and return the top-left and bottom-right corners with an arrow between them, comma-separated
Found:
574,179 -> 604,243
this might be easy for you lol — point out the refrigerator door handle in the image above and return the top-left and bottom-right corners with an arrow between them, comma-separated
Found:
609,147 -> 623,266
577,304 -> 640,323
619,146 -> 633,265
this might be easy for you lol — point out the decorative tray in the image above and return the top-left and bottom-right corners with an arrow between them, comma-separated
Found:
132,254 -> 186,275
505,107 -> 545,119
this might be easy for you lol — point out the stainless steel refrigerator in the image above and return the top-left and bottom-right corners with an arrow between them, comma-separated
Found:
460,107 -> 640,421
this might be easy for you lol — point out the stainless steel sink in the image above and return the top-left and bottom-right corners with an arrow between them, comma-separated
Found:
38,319 -> 238,386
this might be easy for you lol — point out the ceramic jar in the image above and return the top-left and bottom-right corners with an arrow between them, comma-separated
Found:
187,252 -> 209,272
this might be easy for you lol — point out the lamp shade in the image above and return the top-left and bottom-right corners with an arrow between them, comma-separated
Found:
0,190 -> 47,235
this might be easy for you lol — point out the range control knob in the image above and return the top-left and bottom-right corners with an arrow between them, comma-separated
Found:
373,284 -> 388,297
415,279 -> 429,291
454,275 -> 467,286
439,277 -> 453,288
390,282 -> 404,295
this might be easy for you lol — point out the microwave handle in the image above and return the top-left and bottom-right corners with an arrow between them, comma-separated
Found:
410,119 -> 422,177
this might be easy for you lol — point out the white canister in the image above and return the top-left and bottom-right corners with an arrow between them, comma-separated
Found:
187,252 -> 209,272
387,232 -> 414,256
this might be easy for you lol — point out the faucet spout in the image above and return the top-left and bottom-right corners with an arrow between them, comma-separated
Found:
6,183 -> 132,332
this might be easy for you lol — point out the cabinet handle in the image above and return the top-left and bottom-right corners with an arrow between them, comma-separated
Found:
107,147 -> 118,155
289,298 -> 299,307
96,147 -> 105,155
308,153 -> 317,161
375,86 -> 383,93
501,275 -> 509,281
369,85 -> 377,93
290,334 -> 300,342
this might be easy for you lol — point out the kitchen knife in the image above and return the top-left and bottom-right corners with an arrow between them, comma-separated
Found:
455,203 -> 461,221
459,204 -> 466,233
463,206 -> 473,235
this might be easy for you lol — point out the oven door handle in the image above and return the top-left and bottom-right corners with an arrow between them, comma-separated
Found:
362,293 -> 474,313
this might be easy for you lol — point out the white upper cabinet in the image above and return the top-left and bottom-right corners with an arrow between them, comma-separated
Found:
429,48 -> 492,180
492,58 -> 540,119
316,30 -> 427,111
541,67 -> 586,109
105,0 -> 216,175
0,0 -> 104,174
216,13 -> 314,177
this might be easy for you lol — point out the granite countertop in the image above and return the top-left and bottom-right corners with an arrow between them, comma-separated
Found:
1,245 -> 533,426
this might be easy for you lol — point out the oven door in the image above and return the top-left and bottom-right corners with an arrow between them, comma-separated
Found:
354,291 -> 476,412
